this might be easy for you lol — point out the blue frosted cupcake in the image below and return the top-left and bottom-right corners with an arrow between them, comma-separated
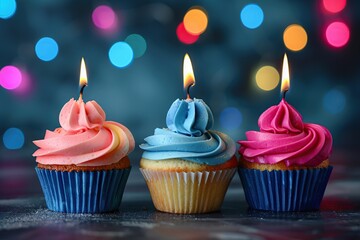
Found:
140,98 -> 237,214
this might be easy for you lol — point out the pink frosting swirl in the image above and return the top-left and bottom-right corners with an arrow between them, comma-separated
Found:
239,99 -> 332,167
33,98 -> 135,166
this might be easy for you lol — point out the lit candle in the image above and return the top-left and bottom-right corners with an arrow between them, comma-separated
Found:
79,57 -> 88,100
281,53 -> 290,99
183,53 -> 195,100
166,53 -> 213,136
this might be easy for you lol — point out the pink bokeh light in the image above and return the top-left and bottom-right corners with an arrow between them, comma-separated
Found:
13,68 -> 33,96
92,5 -> 117,31
176,22 -> 199,45
322,0 -> 346,13
0,65 -> 22,90
325,21 -> 350,48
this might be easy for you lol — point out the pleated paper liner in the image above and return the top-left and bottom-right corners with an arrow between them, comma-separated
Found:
35,167 -> 131,213
239,166 -> 333,212
140,168 -> 236,214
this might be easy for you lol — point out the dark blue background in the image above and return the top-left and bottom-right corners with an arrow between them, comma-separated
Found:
1,0 -> 359,164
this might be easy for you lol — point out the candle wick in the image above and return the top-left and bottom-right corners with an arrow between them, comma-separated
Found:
282,90 -> 288,100
79,84 -> 87,100
186,84 -> 192,100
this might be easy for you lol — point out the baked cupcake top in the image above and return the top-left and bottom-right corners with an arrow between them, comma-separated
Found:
239,99 -> 332,167
33,98 -> 135,166
140,98 -> 236,165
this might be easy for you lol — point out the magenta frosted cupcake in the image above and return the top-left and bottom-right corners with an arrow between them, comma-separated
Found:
238,54 -> 333,211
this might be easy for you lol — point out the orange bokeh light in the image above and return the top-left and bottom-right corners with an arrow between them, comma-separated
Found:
283,24 -> 308,51
183,8 -> 208,35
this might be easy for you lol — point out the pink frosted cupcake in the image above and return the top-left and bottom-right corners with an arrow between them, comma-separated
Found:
33,97 -> 134,213
238,55 -> 333,211
34,58 -> 135,213
238,99 -> 333,211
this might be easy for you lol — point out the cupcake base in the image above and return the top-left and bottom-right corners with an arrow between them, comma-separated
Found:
140,168 -> 236,214
239,166 -> 333,212
35,167 -> 131,213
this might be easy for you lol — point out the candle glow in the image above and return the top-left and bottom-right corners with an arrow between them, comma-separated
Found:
281,53 -> 290,97
79,58 -> 88,87
79,58 -> 88,100
183,53 -> 195,99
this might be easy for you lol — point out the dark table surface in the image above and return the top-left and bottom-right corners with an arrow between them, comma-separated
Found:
1,150 -> 359,240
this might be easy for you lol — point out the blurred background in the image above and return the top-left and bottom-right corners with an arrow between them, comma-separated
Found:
0,0 -> 359,197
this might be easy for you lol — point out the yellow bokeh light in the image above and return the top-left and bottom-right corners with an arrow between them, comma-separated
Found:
183,8 -> 208,35
283,24 -> 308,51
255,66 -> 280,91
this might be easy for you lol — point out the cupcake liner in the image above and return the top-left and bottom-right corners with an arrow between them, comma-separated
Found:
35,167 -> 131,213
238,166 -> 333,212
140,168 -> 236,214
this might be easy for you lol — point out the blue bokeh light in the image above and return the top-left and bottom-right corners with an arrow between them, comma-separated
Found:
125,34 -> 147,58
220,107 -> 243,130
3,127 -> 24,150
323,89 -> 346,114
0,0 -> 16,19
109,42 -> 134,68
35,37 -> 59,62
240,4 -> 264,29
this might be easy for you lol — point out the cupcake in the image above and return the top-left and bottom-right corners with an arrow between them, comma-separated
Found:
33,59 -> 134,213
238,56 -> 333,211
140,98 -> 237,214
33,98 -> 134,213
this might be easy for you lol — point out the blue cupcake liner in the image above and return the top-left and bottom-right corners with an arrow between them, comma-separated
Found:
238,166 -> 332,212
35,167 -> 131,213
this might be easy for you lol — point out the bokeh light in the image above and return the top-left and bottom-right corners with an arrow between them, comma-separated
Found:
13,69 -> 32,96
35,37 -> 59,61
325,21 -> 350,48
125,34 -> 147,58
0,0 -> 16,19
176,22 -> 199,45
109,42 -> 134,68
255,66 -> 280,91
323,89 -> 346,114
0,65 -> 22,90
323,0 -> 346,13
3,127 -> 24,150
183,8 -> 208,35
92,5 -> 117,30
240,4 -> 264,29
220,107 -> 243,130
283,24 -> 308,51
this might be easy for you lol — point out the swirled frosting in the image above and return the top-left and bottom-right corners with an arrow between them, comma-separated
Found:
166,98 -> 214,137
140,98 -> 236,165
239,99 -> 332,167
33,98 -> 135,166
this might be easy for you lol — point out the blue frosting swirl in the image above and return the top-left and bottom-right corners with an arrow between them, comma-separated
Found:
166,98 -> 213,137
140,98 -> 236,165
140,128 -> 235,165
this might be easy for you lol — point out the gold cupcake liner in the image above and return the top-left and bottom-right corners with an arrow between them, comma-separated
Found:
140,168 -> 236,214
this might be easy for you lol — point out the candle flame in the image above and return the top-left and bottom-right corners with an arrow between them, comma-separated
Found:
281,53 -> 290,94
79,57 -> 88,87
183,53 -> 195,99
